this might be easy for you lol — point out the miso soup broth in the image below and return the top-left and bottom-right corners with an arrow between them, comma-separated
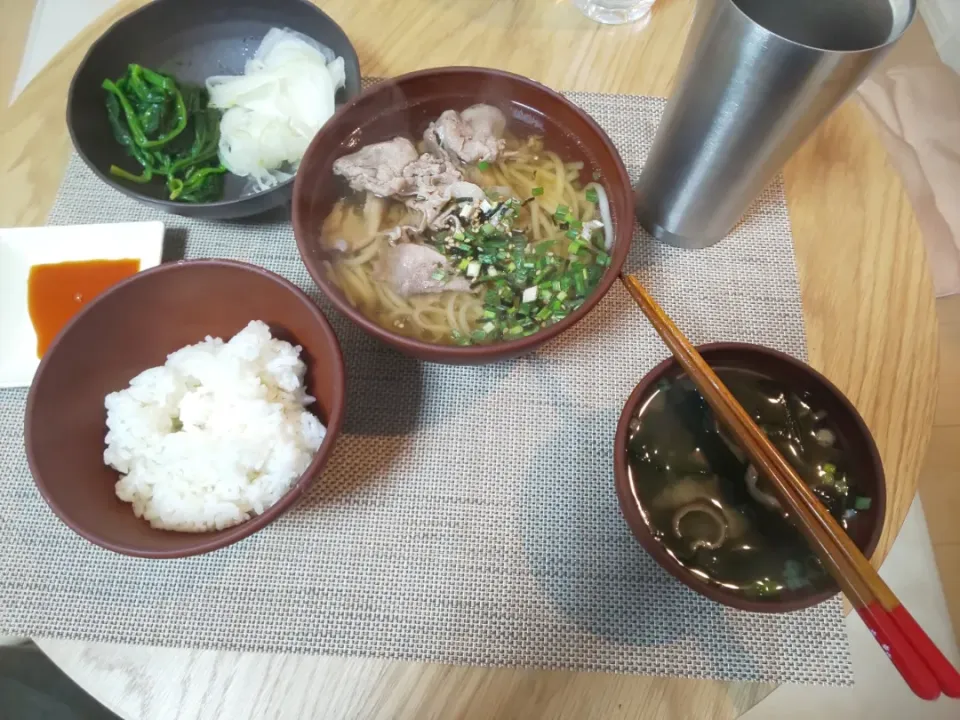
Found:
626,368 -> 874,601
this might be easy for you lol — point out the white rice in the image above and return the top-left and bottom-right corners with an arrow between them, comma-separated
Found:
104,320 -> 326,532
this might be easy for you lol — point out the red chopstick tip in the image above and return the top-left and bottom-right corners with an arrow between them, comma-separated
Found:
858,604 -> 941,700
889,605 -> 960,699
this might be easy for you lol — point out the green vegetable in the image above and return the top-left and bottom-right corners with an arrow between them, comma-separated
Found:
854,496 -> 872,510
477,160 -> 490,171
531,186 -> 544,196
783,560 -> 811,590
585,187 -> 599,203
746,577 -> 782,598
103,64 -> 225,203
435,196 -> 606,345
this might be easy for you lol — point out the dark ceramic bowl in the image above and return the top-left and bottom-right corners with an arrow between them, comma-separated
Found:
292,67 -> 634,364
67,0 -> 361,220
25,260 -> 346,558
614,343 -> 886,613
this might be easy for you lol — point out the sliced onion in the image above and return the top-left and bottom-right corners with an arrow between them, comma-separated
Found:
205,28 -> 346,193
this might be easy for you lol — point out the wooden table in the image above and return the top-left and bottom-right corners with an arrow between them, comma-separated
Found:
0,0 -> 939,717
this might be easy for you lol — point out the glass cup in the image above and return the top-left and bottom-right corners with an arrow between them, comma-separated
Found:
572,0 -> 655,26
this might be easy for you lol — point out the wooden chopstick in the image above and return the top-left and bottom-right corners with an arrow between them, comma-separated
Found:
621,273 -> 960,701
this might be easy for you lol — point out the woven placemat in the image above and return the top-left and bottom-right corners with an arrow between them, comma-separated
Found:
0,91 -> 852,684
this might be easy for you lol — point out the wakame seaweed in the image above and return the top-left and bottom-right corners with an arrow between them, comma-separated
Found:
103,64 -> 226,203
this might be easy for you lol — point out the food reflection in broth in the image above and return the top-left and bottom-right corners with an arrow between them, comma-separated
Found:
626,368 -> 873,600
320,104 -> 613,345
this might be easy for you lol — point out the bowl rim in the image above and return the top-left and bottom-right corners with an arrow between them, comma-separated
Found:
65,0 -> 361,210
291,66 -> 635,361
612,342 -> 887,613
24,258 -> 347,559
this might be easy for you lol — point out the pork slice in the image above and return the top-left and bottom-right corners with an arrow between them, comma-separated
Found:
332,137 -> 419,196
424,104 -> 506,164
461,104 -> 507,141
401,154 -> 465,224
374,243 -> 471,297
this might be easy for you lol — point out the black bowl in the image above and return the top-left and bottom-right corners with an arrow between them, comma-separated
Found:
67,0 -> 361,220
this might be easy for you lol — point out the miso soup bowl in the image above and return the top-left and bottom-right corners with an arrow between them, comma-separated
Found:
613,343 -> 886,613
291,67 -> 634,365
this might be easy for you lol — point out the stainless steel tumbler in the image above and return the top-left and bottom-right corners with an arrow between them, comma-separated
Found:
634,0 -> 916,249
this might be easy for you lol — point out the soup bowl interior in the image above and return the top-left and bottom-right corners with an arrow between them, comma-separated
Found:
25,260 -> 346,558
292,67 -> 634,364
613,343 -> 886,613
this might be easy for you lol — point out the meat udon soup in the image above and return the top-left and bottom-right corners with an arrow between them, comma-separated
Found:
320,104 -> 613,345
626,368 -> 874,601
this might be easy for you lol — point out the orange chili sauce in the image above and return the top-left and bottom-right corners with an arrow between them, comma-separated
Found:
27,259 -> 140,357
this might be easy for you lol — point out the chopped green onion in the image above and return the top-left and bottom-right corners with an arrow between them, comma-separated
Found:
596,251 -> 611,266
466,261 -> 482,278
554,204 -> 569,220
477,160 -> 490,171
522,286 -> 538,303
431,269 -> 447,281
458,257 -> 472,271
573,272 -> 586,296
565,230 -> 580,241
567,240 -> 584,254
585,187 -> 599,203
531,186 -> 544,196
854,496 -> 872,510
453,230 -> 465,241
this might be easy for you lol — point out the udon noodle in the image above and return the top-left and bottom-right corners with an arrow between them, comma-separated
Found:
321,112 -> 612,346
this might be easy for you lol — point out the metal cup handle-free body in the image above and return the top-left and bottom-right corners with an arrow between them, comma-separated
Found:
634,0 -> 916,249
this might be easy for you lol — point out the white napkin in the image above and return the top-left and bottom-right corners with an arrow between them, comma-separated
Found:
859,64 -> 960,297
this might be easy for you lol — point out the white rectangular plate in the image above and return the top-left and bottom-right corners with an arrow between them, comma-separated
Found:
0,221 -> 165,388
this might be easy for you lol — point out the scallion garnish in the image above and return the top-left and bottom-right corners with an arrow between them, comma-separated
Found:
477,160 -> 490,171
431,180 -> 608,346
854,496 -> 872,510
585,187 -> 599,203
